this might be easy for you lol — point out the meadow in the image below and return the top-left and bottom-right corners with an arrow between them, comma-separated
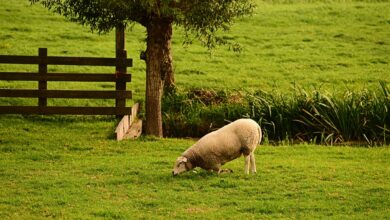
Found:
0,116 -> 389,219
0,0 -> 390,218
0,0 -> 389,99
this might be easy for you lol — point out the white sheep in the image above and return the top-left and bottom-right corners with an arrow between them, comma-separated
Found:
172,118 -> 262,176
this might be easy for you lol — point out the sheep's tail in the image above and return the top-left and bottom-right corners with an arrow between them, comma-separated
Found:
257,124 -> 262,145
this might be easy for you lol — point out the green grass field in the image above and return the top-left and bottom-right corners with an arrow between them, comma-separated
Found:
0,116 -> 389,219
1,0 -> 390,218
1,0 -> 389,100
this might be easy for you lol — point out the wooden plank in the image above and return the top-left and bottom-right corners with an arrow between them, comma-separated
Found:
46,56 -> 133,67
115,51 -> 127,112
0,55 -> 40,64
124,120 -> 142,140
39,48 -> 48,107
115,103 -> 141,141
0,72 -> 131,82
0,89 -> 132,99
116,115 -> 129,141
115,26 -> 127,113
129,103 -> 139,126
0,55 -> 132,67
124,103 -> 142,139
0,106 -> 132,115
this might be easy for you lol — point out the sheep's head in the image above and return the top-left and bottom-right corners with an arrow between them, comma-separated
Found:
172,156 -> 192,176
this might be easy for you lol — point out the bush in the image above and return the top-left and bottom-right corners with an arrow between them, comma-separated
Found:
162,88 -> 249,137
162,83 -> 390,145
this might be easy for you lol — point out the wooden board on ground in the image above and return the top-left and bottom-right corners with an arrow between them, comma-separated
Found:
115,103 -> 142,141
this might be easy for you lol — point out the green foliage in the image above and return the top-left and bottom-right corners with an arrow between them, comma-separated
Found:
162,88 -> 248,137
30,0 -> 255,49
293,83 -> 390,144
162,84 -> 390,145
29,0 -> 146,32
178,0 -> 255,50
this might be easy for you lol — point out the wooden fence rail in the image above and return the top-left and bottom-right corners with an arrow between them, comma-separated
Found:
0,48 -> 133,116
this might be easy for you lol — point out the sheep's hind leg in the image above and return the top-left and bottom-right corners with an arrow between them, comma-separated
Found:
244,155 -> 250,174
250,152 -> 256,173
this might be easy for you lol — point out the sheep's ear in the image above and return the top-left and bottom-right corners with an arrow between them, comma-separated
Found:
181,157 -> 188,163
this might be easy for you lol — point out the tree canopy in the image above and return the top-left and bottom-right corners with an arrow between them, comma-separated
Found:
31,0 -> 255,49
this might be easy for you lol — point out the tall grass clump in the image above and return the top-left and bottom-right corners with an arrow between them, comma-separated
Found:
249,83 -> 390,145
162,83 -> 389,145
246,89 -> 310,144
309,82 -> 389,145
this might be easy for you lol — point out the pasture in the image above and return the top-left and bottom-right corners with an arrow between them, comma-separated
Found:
0,0 -> 390,218
0,116 -> 389,219
0,0 -> 389,99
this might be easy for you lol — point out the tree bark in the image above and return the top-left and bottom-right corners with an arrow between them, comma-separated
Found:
145,18 -> 172,137
162,23 -> 175,92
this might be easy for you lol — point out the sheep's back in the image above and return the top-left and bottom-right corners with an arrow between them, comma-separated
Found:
192,129 -> 243,166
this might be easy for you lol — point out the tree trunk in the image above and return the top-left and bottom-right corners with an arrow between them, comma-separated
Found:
145,18 -> 172,137
162,23 -> 175,93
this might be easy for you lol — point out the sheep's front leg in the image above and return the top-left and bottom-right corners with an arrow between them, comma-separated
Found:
250,152 -> 256,173
244,155 -> 250,174
210,164 -> 222,173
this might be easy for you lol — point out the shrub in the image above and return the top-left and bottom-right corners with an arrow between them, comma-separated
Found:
161,83 -> 390,145
162,88 -> 248,137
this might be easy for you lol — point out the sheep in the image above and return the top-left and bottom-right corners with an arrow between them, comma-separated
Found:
172,118 -> 262,176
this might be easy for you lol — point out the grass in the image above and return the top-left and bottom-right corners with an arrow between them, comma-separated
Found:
0,0 -> 389,100
177,1 -> 390,92
0,1 -> 389,218
0,115 -> 389,219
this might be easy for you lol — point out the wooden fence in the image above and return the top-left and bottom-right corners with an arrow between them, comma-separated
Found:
0,48 -> 133,116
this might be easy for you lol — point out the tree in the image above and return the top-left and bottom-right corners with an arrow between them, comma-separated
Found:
30,0 -> 255,137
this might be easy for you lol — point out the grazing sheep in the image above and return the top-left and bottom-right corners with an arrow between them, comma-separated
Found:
172,118 -> 262,176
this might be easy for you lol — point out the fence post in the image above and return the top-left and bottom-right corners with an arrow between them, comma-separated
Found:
38,48 -> 47,110
115,24 -> 127,117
